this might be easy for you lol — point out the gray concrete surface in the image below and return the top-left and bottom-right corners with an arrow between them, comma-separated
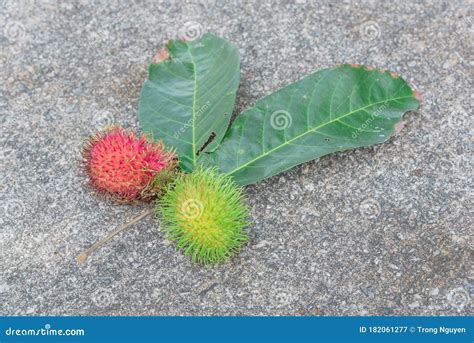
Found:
1,0 -> 472,316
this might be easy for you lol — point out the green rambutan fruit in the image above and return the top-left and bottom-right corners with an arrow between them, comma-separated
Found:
157,168 -> 250,264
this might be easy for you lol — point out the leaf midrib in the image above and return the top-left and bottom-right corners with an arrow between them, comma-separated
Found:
187,45 -> 198,168
224,95 -> 413,177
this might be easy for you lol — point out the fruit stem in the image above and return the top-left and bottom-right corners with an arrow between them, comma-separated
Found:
76,208 -> 154,264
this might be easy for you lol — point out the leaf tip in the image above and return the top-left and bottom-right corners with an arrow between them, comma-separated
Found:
151,47 -> 170,64
393,121 -> 406,135
413,90 -> 423,102
349,63 -> 361,68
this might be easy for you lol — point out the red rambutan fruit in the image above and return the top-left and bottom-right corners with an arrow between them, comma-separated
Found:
83,126 -> 176,202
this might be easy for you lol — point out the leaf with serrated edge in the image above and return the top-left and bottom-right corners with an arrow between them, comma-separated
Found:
138,33 -> 240,172
201,64 -> 420,185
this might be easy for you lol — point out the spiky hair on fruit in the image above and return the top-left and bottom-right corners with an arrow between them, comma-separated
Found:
157,167 -> 250,264
83,125 -> 176,202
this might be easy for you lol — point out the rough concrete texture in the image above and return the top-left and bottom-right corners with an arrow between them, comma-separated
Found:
1,0 -> 472,316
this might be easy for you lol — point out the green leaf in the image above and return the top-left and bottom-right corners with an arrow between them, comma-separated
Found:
138,33 -> 240,172
201,64 -> 420,185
